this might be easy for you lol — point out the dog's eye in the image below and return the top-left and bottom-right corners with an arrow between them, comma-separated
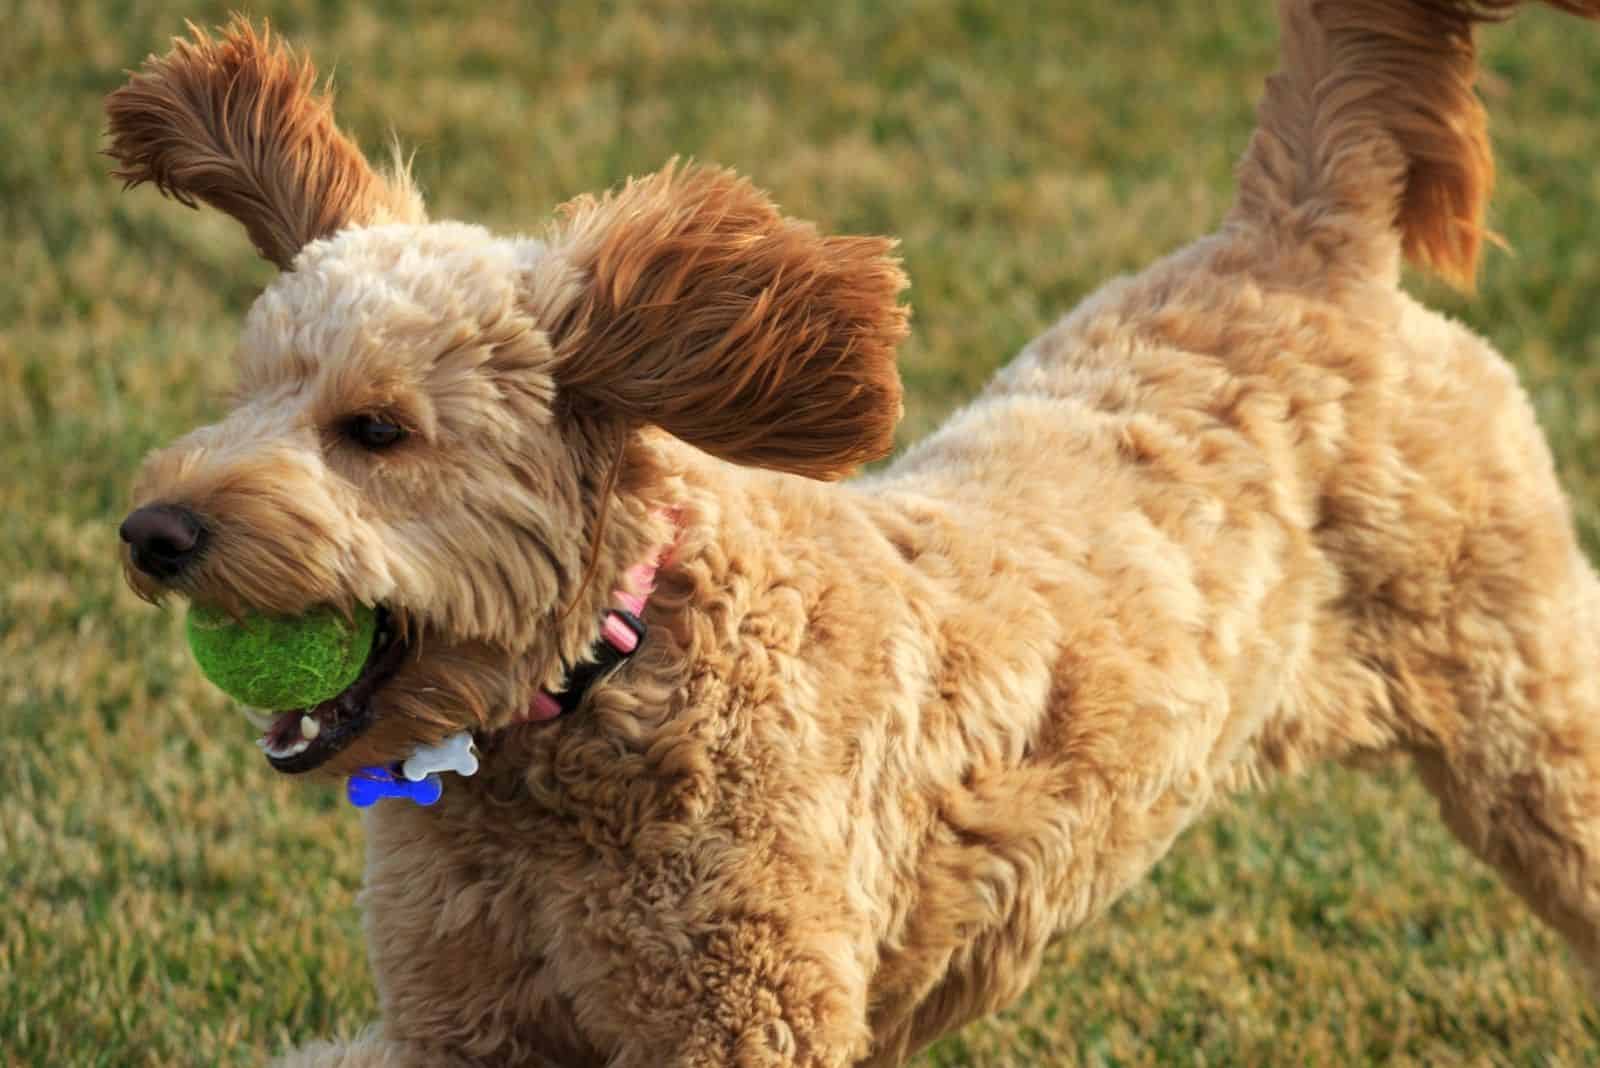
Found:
345,414 -> 407,450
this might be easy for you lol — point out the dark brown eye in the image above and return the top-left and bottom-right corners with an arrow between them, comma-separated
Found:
345,414 -> 406,450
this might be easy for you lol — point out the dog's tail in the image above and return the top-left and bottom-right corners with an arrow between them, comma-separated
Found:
1231,0 -> 1599,289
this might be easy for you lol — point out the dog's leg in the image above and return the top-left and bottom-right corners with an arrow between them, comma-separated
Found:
271,1034 -> 489,1068
594,931 -> 871,1068
1413,566 -> 1600,985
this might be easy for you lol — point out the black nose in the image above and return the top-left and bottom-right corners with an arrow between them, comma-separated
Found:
119,504 -> 206,579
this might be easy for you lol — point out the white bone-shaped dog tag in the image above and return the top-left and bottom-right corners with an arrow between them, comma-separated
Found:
401,731 -> 479,782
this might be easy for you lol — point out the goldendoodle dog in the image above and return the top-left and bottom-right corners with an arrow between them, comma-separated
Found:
107,1 -> 1600,1064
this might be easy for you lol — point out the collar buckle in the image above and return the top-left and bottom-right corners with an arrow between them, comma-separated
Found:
543,608 -> 647,718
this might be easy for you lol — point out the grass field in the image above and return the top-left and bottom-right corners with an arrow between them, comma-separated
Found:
5,1 -> 1600,1065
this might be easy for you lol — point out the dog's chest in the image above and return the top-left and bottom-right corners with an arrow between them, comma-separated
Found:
357,788 -> 618,1063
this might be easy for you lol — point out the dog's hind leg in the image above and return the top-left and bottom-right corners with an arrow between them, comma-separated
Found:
1307,299 -> 1600,987
1401,556 -> 1600,986
272,1035 -> 488,1068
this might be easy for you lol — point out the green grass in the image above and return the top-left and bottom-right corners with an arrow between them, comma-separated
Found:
4,2 -> 1599,1065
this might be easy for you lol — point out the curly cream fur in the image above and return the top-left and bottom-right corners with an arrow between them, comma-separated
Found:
111,4 -> 1600,1065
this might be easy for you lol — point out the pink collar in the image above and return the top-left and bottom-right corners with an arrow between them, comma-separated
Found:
345,524 -> 675,809
519,535 -> 672,723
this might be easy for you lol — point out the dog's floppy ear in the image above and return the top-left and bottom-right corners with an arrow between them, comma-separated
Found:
104,18 -> 424,270
548,163 -> 909,481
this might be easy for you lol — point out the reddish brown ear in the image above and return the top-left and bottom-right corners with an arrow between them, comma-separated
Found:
549,163 -> 909,481
105,18 -> 424,270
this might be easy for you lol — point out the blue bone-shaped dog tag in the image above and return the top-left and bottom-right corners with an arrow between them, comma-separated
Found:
345,731 -> 478,808
346,766 -> 443,807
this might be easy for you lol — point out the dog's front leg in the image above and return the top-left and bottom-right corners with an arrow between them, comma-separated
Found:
590,916 -> 871,1068
271,1033 -> 509,1068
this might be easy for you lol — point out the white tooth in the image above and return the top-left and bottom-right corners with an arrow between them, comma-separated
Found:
286,738 -> 310,757
243,707 -> 274,731
255,737 -> 270,750
300,714 -> 321,741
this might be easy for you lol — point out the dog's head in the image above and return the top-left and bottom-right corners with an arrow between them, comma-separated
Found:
106,19 -> 908,777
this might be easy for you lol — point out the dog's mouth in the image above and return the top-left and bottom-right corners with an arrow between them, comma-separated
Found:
246,606 -> 410,774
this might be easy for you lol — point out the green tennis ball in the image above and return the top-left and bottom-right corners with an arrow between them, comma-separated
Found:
186,603 -> 377,711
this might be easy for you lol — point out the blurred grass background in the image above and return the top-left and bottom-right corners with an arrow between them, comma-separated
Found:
4,1 -> 1599,1065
